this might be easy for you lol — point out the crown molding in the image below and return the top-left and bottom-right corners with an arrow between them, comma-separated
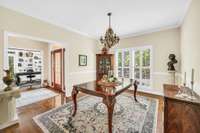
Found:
119,0 -> 192,39
6,31 -> 68,46
1,6 -> 96,39
119,24 -> 180,39
177,0 -> 193,26
2,1 -> 191,41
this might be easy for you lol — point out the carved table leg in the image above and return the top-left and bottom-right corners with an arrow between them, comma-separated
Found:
103,96 -> 116,133
72,87 -> 78,116
134,81 -> 138,102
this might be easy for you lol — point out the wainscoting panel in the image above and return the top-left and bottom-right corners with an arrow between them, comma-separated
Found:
66,70 -> 96,97
152,72 -> 181,95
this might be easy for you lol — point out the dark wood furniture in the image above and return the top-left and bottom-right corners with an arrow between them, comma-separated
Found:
163,84 -> 200,133
72,80 -> 138,133
96,54 -> 114,80
15,71 -> 41,87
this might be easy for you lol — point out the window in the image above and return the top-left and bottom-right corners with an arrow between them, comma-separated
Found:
133,48 -> 151,87
116,46 -> 152,88
116,50 -> 131,78
117,51 -> 122,77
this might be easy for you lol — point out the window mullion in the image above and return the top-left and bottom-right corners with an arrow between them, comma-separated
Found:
122,50 -> 124,78
140,50 -> 142,84
129,49 -> 132,79
115,51 -> 118,77
132,49 -> 134,80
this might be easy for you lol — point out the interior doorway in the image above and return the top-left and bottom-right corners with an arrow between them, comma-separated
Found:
3,32 -> 67,92
51,48 -> 65,92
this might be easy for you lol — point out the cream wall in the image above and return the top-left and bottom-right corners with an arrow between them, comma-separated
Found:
8,36 -> 50,81
181,0 -> 200,95
68,40 -> 97,90
0,6 -> 98,96
108,28 -> 181,94
0,5 -> 185,96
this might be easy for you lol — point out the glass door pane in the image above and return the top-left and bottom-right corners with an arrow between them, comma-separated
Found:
142,49 -> 150,67
51,49 -> 64,91
55,52 -> 61,85
124,51 -> 130,67
123,50 -> 130,78
117,51 -> 122,77
134,51 -> 140,67
141,49 -> 151,87
123,68 -> 130,78
134,50 -> 141,84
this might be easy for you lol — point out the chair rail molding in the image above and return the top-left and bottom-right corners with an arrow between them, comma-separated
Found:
69,70 -> 96,77
153,72 -> 181,77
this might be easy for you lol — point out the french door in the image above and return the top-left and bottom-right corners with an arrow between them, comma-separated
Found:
51,49 -> 65,91
116,46 -> 152,89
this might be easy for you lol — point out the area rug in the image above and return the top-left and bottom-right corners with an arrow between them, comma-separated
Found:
34,94 -> 158,133
16,88 -> 59,108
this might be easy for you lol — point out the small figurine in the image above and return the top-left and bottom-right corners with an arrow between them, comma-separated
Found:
3,69 -> 14,91
167,54 -> 178,71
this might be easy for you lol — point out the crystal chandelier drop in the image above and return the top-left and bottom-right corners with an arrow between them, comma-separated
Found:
100,13 -> 120,51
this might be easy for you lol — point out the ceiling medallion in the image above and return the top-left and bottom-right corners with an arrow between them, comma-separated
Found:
100,12 -> 120,54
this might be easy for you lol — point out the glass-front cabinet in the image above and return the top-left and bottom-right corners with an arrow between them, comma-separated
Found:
96,54 -> 114,80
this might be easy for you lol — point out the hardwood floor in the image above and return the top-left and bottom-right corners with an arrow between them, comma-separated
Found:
1,89 -> 164,133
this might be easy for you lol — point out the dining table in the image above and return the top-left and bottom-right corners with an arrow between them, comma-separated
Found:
71,79 -> 138,133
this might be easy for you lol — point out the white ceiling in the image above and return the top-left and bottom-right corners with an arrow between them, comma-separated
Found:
0,0 -> 190,38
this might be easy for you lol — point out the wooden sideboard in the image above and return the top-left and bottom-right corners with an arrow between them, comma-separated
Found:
163,84 -> 200,133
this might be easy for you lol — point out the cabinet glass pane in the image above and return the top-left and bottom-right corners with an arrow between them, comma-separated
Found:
98,57 -> 111,74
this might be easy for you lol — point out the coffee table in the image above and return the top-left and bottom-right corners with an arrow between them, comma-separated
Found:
71,80 -> 138,133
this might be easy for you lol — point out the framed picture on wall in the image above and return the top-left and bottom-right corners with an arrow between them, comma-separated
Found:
79,55 -> 87,66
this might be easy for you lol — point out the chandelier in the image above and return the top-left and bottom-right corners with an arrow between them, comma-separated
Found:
100,12 -> 120,50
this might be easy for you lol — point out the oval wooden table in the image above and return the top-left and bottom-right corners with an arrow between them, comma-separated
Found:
71,80 -> 138,133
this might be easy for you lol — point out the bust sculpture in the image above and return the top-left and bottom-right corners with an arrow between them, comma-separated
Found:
167,54 -> 178,71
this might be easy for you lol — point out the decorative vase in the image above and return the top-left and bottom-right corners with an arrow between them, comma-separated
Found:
101,47 -> 108,54
3,70 -> 14,91
43,80 -> 49,87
